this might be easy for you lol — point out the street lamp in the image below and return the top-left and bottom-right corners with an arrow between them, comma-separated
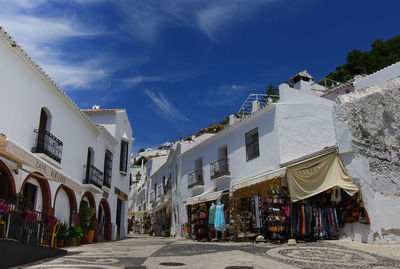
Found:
135,172 -> 141,182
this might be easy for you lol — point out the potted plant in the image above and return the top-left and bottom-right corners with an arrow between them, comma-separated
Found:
164,228 -> 170,237
79,202 -> 95,244
85,218 -> 96,243
68,226 -> 83,246
57,222 -> 69,247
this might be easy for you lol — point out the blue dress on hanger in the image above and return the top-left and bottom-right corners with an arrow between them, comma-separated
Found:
214,204 -> 226,231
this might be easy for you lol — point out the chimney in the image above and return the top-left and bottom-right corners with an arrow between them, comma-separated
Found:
251,100 -> 260,113
229,114 -> 236,126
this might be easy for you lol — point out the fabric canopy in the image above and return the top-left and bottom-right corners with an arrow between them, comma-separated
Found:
231,168 -> 286,192
0,136 -> 34,167
184,190 -> 223,205
0,136 -> 82,194
286,152 -> 358,202
133,211 -> 148,216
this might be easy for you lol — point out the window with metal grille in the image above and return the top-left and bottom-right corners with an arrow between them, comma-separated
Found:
103,150 -> 113,188
120,140 -> 129,173
245,128 -> 259,161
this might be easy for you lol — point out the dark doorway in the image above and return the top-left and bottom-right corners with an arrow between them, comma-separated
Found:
37,108 -> 48,151
116,198 -> 122,238
98,204 -> 104,240
85,148 -> 94,181
0,170 -> 13,201
23,182 -> 37,210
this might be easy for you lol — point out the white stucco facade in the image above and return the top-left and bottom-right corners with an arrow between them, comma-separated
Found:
0,27 -> 133,241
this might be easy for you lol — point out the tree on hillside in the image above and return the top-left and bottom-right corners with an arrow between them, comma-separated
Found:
321,34 -> 400,86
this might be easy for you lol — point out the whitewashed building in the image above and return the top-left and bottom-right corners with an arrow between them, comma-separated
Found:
165,81 -> 338,237
0,27 -> 133,241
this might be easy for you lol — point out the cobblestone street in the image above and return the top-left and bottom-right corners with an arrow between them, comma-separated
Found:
16,235 -> 400,269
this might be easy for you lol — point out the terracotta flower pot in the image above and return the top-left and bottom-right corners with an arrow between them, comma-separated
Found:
57,239 -> 65,247
82,230 -> 95,244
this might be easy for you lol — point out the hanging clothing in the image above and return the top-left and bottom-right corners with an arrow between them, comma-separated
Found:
209,204 -> 216,225
214,204 -> 226,231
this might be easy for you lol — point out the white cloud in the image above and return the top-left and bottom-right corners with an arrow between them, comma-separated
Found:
204,82 -> 265,107
119,0 -> 277,42
42,63 -> 109,89
145,90 -> 190,123
0,1 -> 106,90
122,75 -> 163,87
120,70 -> 203,88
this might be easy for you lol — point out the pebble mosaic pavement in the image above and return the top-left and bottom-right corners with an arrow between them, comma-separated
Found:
15,235 -> 400,269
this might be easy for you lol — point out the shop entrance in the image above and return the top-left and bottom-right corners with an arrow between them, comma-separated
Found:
116,198 -> 122,238
98,198 -> 112,240
20,173 -> 51,215
0,161 -> 15,202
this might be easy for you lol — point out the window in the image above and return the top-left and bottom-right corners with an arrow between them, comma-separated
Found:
245,128 -> 259,161
103,150 -> 113,188
119,140 -> 129,173
157,184 -> 162,197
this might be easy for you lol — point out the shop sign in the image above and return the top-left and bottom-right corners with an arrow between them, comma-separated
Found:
114,187 -> 128,200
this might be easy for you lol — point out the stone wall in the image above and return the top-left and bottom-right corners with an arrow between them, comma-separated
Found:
333,76 -> 400,244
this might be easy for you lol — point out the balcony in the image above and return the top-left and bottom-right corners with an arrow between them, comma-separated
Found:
210,158 -> 230,180
188,170 -> 204,190
84,164 -> 104,189
32,129 -> 63,163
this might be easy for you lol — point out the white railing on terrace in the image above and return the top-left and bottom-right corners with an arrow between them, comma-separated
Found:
237,93 -> 278,118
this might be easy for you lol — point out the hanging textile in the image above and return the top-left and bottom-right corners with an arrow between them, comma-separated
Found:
292,204 -> 339,239
209,203 -> 216,225
287,153 -> 358,202
214,204 -> 226,231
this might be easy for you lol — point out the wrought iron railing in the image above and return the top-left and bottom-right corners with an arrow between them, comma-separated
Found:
188,170 -> 204,189
210,158 -> 230,179
84,164 -> 104,189
32,129 -> 63,163
0,199 -> 59,246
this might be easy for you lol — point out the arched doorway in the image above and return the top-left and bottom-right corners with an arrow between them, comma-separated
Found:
0,160 -> 16,202
79,191 -> 97,241
20,173 -> 51,215
54,184 -> 78,226
98,198 -> 112,241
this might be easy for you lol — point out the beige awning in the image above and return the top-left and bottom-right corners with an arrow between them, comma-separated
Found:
184,190 -> 223,205
286,152 -> 358,202
0,136 -> 34,167
134,211 -> 148,216
231,168 -> 286,192
0,136 -> 82,194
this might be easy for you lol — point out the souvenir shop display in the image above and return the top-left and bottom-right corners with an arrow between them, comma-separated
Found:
251,195 -> 263,230
289,189 -> 368,241
340,192 -> 370,225
229,197 -> 254,241
190,203 -> 209,240
291,203 -> 339,240
214,203 -> 226,232
264,184 -> 290,241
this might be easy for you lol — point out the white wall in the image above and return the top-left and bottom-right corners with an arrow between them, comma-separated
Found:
55,188 -> 70,224
277,84 -> 337,163
0,30 -> 133,240
334,76 -> 400,243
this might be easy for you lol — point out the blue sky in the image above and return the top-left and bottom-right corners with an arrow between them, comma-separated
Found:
1,0 -> 399,152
